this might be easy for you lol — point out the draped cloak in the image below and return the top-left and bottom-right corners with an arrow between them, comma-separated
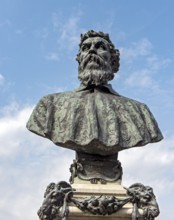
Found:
26,84 -> 163,156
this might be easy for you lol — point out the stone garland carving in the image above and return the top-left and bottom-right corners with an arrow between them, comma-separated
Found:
71,195 -> 131,215
38,182 -> 160,220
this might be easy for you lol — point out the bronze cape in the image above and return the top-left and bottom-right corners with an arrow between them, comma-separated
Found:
26,84 -> 163,155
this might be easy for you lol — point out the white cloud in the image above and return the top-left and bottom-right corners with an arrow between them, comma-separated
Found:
119,38 -> 171,90
147,54 -> 171,72
125,69 -> 154,88
119,135 -> 174,220
45,52 -> 59,61
0,103 -> 74,220
14,29 -> 23,35
120,135 -> 174,184
0,74 -> 5,86
120,38 -> 153,63
52,10 -> 85,51
0,104 -> 32,156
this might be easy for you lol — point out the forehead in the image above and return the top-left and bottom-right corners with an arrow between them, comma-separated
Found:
81,37 -> 109,45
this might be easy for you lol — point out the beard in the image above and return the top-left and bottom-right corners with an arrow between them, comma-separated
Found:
78,54 -> 114,86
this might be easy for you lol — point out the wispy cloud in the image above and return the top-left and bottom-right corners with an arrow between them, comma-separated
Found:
147,54 -> 171,72
125,69 -> 154,88
119,38 -> 171,90
120,38 -> 153,63
14,29 -> 23,35
0,19 -> 11,28
0,74 -> 5,86
52,10 -> 85,51
45,52 -> 59,61
41,9 -> 85,62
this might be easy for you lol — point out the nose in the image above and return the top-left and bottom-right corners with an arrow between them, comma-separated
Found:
89,44 -> 96,54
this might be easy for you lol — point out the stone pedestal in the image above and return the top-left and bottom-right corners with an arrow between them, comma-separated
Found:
55,178 -> 143,220
70,181 -> 133,219
38,176 -> 160,220
38,153 -> 159,220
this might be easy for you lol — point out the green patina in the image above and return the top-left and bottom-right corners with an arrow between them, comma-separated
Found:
27,30 -> 163,156
26,84 -> 163,156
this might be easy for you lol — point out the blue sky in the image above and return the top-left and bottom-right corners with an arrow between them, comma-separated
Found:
0,0 -> 174,219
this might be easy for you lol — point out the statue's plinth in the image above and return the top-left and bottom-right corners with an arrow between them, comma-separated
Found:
55,178 -> 142,220
38,152 -> 159,220
70,180 -> 133,220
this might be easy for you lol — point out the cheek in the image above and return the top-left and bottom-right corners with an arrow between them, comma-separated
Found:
79,52 -> 86,62
100,52 -> 111,61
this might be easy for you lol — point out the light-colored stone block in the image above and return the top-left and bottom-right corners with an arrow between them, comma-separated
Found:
55,179 -> 143,220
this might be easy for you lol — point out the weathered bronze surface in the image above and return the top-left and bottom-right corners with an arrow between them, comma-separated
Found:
69,152 -> 122,184
26,30 -> 163,156
37,181 -> 73,220
126,183 -> 160,219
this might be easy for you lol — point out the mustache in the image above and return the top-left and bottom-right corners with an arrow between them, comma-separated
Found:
80,54 -> 105,69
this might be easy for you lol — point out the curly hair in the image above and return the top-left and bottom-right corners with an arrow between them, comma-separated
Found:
76,30 -> 120,74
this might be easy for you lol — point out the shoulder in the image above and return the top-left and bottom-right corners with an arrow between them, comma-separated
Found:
119,95 -> 147,107
38,91 -> 70,101
36,91 -> 76,105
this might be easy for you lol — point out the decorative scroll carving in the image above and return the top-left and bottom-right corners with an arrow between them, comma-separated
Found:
69,152 -> 122,184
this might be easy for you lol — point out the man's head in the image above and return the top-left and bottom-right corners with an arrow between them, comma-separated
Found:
77,30 -> 120,86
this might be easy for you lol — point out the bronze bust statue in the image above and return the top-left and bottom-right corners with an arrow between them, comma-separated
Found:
27,30 -> 163,156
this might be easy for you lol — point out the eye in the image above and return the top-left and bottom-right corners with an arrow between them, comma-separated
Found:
100,45 -> 106,50
82,44 -> 90,51
97,43 -> 106,50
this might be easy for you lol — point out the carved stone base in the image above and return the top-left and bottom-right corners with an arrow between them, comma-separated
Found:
38,178 -> 160,220
64,207 -> 138,220
65,178 -> 136,220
